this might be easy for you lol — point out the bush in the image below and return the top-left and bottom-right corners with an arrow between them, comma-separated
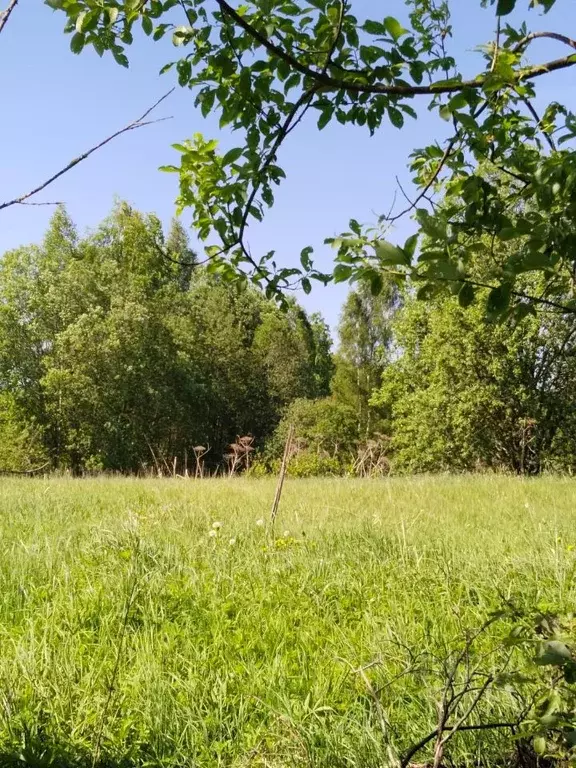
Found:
286,452 -> 342,477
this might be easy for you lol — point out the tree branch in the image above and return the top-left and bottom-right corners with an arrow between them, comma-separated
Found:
432,275 -> 576,315
0,89 -> 174,212
519,95 -> 557,152
215,0 -> 576,97
387,102 -> 489,222
0,0 -> 19,37
514,31 -> 576,53
237,85 -> 319,260
322,0 -> 346,73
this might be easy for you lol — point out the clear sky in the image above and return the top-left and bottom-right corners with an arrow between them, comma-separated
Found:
1,0 -> 574,333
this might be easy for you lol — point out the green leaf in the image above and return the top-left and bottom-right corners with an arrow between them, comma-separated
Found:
499,228 -> 523,241
487,284 -> 511,315
301,277 -> 311,294
317,108 -> 332,130
388,107 -> 404,129
75,11 -> 87,32
533,737 -> 546,756
496,0 -> 517,15
154,24 -> 168,41
177,59 -> 192,86
439,104 -> 452,121
363,20 -> 386,35
564,662 -> 576,684
458,282 -> 475,308
417,283 -> 440,300
375,240 -> 408,266
403,234 -> 419,260
142,15 -> 153,35
448,92 -> 470,111
455,112 -> 479,131
384,16 -> 407,41
172,26 -> 190,46
370,271 -> 384,296
349,219 -> 361,236
333,264 -> 353,283
565,729 -> 576,746
70,32 -> 85,54
222,147 -> 243,166
410,61 -> 426,84
239,67 -> 251,95
112,49 -> 129,68
535,641 -> 572,667
76,9 -> 99,32
284,73 -> 300,93
300,246 -> 313,270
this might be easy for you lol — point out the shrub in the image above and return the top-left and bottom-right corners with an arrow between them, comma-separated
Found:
286,451 -> 342,478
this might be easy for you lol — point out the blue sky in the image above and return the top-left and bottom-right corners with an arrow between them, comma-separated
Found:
1,0 -> 574,333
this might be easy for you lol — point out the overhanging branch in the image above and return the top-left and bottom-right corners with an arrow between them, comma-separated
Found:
514,31 -> 576,53
215,0 -> 576,97
0,0 -> 19,37
0,89 -> 174,211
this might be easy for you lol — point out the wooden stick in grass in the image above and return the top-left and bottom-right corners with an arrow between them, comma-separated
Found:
270,424 -> 294,527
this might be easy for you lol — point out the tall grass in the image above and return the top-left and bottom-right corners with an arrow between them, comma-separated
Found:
0,475 -> 574,767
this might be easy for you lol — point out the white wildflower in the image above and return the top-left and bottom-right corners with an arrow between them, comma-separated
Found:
229,538 -> 237,546
212,521 -> 223,530
208,529 -> 217,538
283,530 -> 290,538
256,519 -> 265,527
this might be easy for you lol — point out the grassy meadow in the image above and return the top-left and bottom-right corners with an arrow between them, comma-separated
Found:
0,475 -> 575,767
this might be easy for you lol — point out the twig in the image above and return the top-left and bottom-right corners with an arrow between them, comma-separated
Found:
0,0 -> 19,37
432,275 -> 576,315
401,722 -> 516,767
270,424 -> 294,527
513,31 -> 576,54
0,89 -> 174,211
15,200 -> 65,207
490,17 -> 501,73
322,0 -> 346,73
434,674 -> 495,766
387,102 -> 489,222
519,95 -> 557,152
236,86 -> 319,271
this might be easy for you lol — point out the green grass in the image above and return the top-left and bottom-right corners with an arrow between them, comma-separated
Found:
0,475 -> 575,767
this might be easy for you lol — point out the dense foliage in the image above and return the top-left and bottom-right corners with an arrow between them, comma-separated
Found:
3,204 -> 576,476
0,205 -> 331,474
375,289 -> 576,474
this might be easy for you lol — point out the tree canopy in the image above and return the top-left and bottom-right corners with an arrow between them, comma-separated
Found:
0,204 -> 332,473
38,0 -> 576,318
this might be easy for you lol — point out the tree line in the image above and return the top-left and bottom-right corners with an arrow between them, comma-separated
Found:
2,202 -> 576,476
0,203 -> 333,474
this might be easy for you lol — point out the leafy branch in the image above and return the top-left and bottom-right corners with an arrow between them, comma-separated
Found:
217,0 -> 576,97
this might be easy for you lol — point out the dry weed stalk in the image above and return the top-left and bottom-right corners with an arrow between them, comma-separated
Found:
225,436 -> 254,476
192,445 -> 210,478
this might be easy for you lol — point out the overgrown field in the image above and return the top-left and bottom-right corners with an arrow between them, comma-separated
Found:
1,476 -> 575,767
